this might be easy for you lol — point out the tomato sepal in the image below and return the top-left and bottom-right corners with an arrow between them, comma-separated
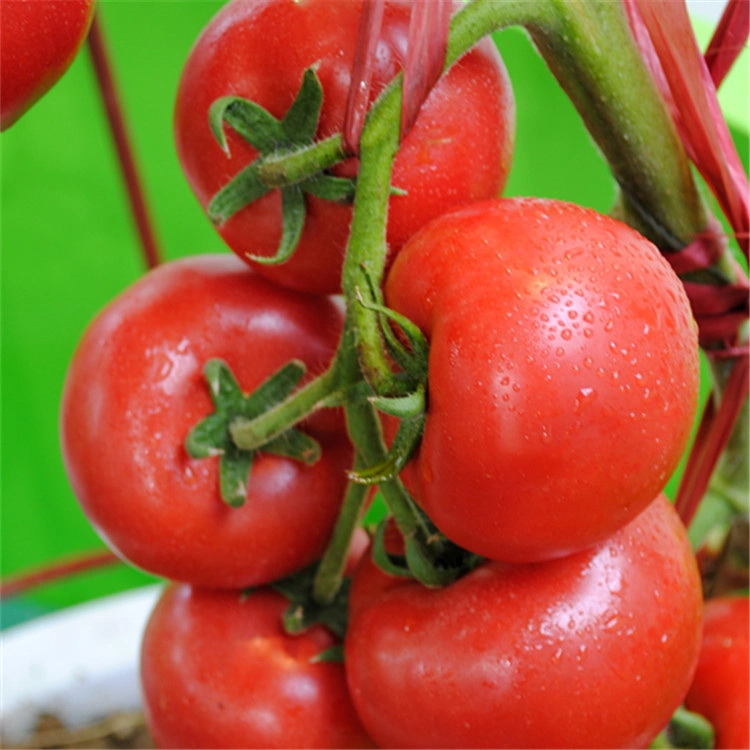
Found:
270,563 -> 350,639
208,95 -> 284,155
206,66 -> 354,266
310,645 -> 345,664
371,519 -> 412,579
650,705 -> 716,749
349,411 -> 424,485
185,358 -> 321,507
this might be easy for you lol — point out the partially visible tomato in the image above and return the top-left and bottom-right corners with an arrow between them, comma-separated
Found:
141,583 -> 374,749
385,197 -> 700,563
0,0 -> 95,130
174,0 -> 514,295
345,495 -> 703,749
686,595 -> 750,749
60,254 -> 351,589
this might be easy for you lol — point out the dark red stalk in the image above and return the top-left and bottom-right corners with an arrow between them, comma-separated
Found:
401,0 -> 452,139
86,10 -> 162,270
675,353 -> 749,526
627,0 -> 749,260
704,0 -> 749,89
343,0 -> 386,156
0,550 -> 121,600
624,0 -> 749,529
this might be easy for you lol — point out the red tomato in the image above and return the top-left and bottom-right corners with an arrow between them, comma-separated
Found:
141,583 -> 374,749
174,0 -> 514,295
686,595 -> 750,749
345,495 -> 703,749
385,197 -> 700,563
0,0 -> 95,130
60,254 -> 351,589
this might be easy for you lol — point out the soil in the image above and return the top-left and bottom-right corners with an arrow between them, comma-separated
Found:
4,712 -> 154,749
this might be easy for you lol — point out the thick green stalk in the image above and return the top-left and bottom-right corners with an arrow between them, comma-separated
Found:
312,476 -> 370,606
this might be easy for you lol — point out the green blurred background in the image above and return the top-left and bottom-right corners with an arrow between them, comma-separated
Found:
1,1 -> 747,627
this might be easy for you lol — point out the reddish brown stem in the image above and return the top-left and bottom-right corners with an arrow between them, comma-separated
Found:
343,0 -> 386,156
401,0 -> 451,139
86,10 -> 161,270
0,550 -> 121,600
704,0 -> 749,90
676,353 -> 750,527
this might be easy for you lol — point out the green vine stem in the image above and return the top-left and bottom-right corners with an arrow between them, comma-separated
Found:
312,472 -> 370,606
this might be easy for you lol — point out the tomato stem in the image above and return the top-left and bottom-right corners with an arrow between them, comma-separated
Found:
312,477 -> 370,606
344,399 -> 436,557
229,321 -> 362,451
254,134 -> 348,189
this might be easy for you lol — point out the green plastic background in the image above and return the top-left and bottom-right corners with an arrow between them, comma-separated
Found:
1,2 -> 747,625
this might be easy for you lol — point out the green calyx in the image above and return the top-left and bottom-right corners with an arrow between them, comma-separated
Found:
207,66 -> 354,265
270,563 -> 351,641
185,359 -> 321,507
371,513 -> 485,588
649,706 -> 715,749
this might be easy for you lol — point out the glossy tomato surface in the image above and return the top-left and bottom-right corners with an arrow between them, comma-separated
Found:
174,0 -> 514,294
385,197 -> 700,563
0,0 -> 95,130
686,595 -> 750,749
345,495 -> 703,749
141,584 -> 374,749
60,254 -> 351,589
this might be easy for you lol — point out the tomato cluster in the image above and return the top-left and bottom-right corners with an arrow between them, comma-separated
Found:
55,0 -> 745,748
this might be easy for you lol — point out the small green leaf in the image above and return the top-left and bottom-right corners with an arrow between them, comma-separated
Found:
264,428 -> 321,465
404,535 -> 461,588
303,174 -> 356,204
349,413 -> 425,485
204,359 -> 244,407
185,413 -> 230,459
272,564 -> 350,639
650,706 -> 716,749
219,446 -> 255,508
207,162 -> 272,225
370,385 -> 426,419
366,300 -> 429,378
310,645 -> 345,664
242,360 -> 306,418
281,67 -> 323,143
371,519 -> 412,578
209,96 -> 284,154
246,184 -> 306,266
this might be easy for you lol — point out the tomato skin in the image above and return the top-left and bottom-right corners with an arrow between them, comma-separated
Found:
60,254 -> 351,589
141,583 -> 374,749
174,0 -> 514,295
345,495 -> 703,749
0,0 -> 95,130
385,197 -> 700,563
685,595 -> 750,749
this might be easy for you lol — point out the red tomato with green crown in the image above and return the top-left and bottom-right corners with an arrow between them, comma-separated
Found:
1,0 -> 95,130
174,0 -> 515,295
385,197 -> 700,563
60,254 -> 351,589
345,495 -> 703,749
141,583 -> 374,749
